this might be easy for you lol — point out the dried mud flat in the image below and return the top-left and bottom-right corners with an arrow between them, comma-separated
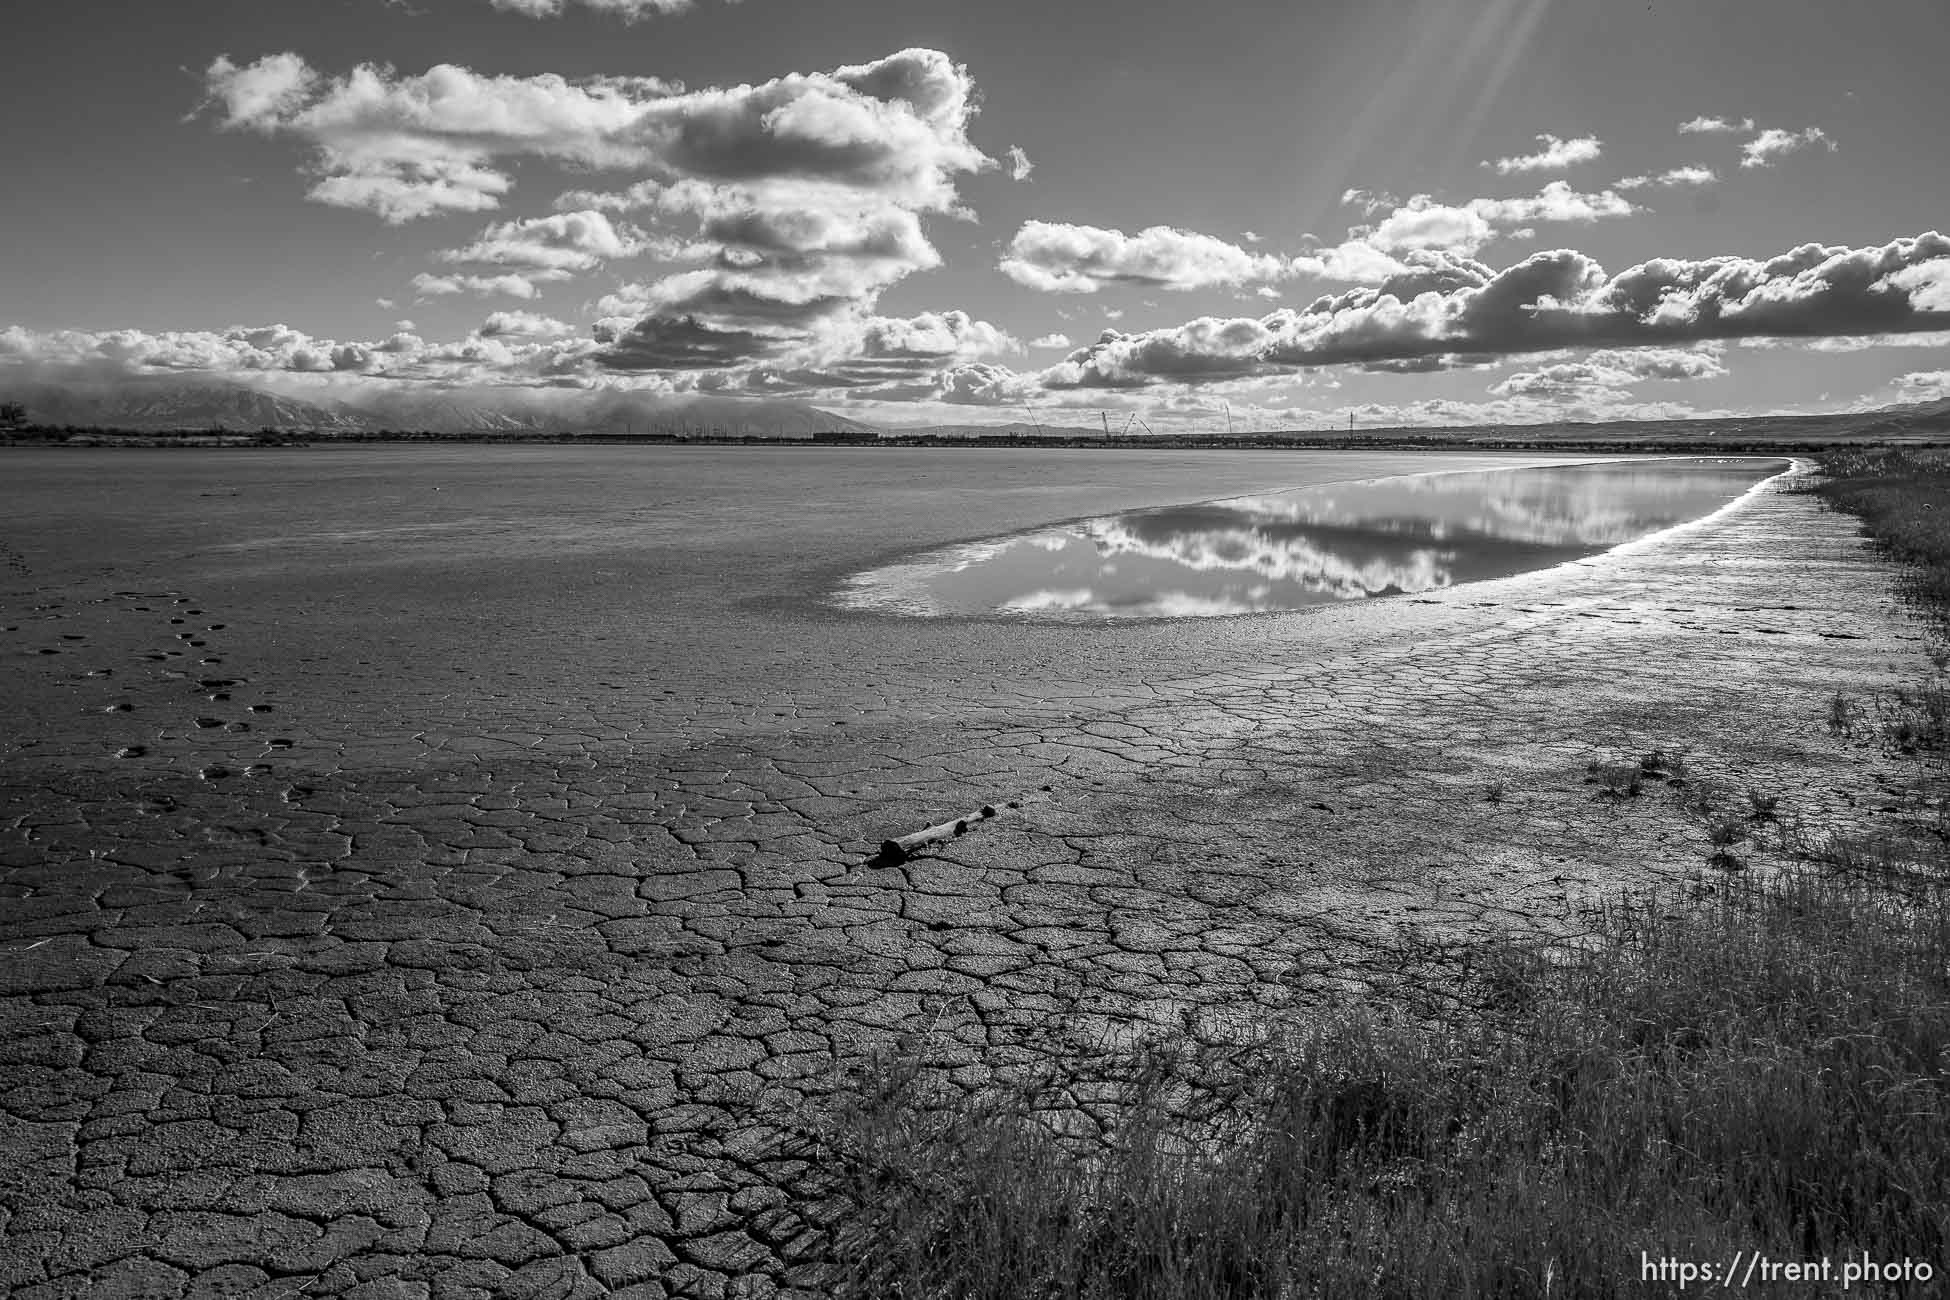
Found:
0,460 -> 1928,1298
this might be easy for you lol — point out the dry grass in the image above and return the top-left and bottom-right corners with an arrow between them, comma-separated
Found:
794,872 -> 1950,1299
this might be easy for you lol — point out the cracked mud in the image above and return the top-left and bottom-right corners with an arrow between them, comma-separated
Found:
0,448 -> 1925,1298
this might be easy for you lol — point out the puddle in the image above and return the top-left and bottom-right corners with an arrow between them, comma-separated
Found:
839,457 -> 1788,620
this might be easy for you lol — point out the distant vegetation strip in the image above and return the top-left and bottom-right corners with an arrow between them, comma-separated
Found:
781,448 -> 1950,1299
6,426 -> 1950,456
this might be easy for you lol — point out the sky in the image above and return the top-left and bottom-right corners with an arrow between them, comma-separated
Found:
3,0 -> 1948,432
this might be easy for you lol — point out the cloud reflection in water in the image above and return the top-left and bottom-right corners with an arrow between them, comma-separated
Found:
841,457 -> 1784,620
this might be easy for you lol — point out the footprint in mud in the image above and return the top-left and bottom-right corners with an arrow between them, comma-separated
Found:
200,658 -> 223,665
117,746 -> 146,758
224,722 -> 250,733
267,738 -> 294,749
103,703 -> 132,713
199,765 -> 231,780
38,648 -> 61,655
84,668 -> 113,678
249,705 -> 273,714
61,634 -> 85,641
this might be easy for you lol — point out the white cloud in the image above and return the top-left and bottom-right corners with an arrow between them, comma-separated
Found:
1616,165 -> 1717,190
999,222 -> 1293,293
1040,230 -> 1950,388
1468,181 -> 1637,226
1875,261 -> 1950,312
1340,189 -> 1399,216
487,0 -> 698,18
1324,183 -> 1636,263
1891,370 -> 1950,402
439,209 -> 646,272
1006,145 -> 1035,182
1678,115 -> 1755,134
1485,133 -> 1602,175
202,47 -> 988,223
1739,329 -> 1950,353
1490,347 -> 1726,396
1030,333 -> 1072,349
854,310 -> 1019,361
477,311 -> 575,338
0,321 -> 600,389
1740,126 -> 1835,168
412,271 -> 564,299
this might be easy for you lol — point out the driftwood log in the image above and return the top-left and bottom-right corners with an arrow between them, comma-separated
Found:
879,804 -> 998,862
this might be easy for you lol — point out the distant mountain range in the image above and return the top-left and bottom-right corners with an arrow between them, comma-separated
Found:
4,377 -> 375,434
4,373 -> 1949,442
0,375 -> 878,439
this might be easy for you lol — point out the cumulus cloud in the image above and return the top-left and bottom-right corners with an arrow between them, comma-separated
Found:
933,361 -> 1036,405
477,311 -> 576,338
0,321 -> 602,389
1030,332 -> 1072,349
1340,189 -> 1398,216
1490,347 -> 1726,397
1892,370 -> 1950,401
1741,126 -> 1835,168
999,222 -> 1293,293
1467,182 -> 1637,227
537,50 -> 990,374
487,0 -> 699,18
1485,133 -> 1602,174
1040,231 -> 1950,388
439,209 -> 647,272
201,46 -> 988,225
1616,165 -> 1717,190
1007,145 -> 1034,181
1308,183 -> 1637,271
1878,260 -> 1950,311
855,310 -> 1017,360
411,271 -> 564,299
1679,115 -> 1755,134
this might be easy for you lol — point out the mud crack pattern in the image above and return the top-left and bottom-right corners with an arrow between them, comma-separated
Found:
0,472 -> 1925,1298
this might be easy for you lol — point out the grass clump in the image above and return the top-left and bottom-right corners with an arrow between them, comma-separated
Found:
801,870 -> 1950,1299
1585,760 -> 1644,798
1804,448 -> 1950,616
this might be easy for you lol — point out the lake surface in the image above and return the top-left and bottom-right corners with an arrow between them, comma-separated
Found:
0,445 -> 1656,750
841,457 -> 1788,619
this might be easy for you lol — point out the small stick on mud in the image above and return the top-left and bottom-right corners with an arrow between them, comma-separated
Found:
878,804 -> 999,863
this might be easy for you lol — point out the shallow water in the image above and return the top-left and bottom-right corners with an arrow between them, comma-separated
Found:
841,457 -> 1789,619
